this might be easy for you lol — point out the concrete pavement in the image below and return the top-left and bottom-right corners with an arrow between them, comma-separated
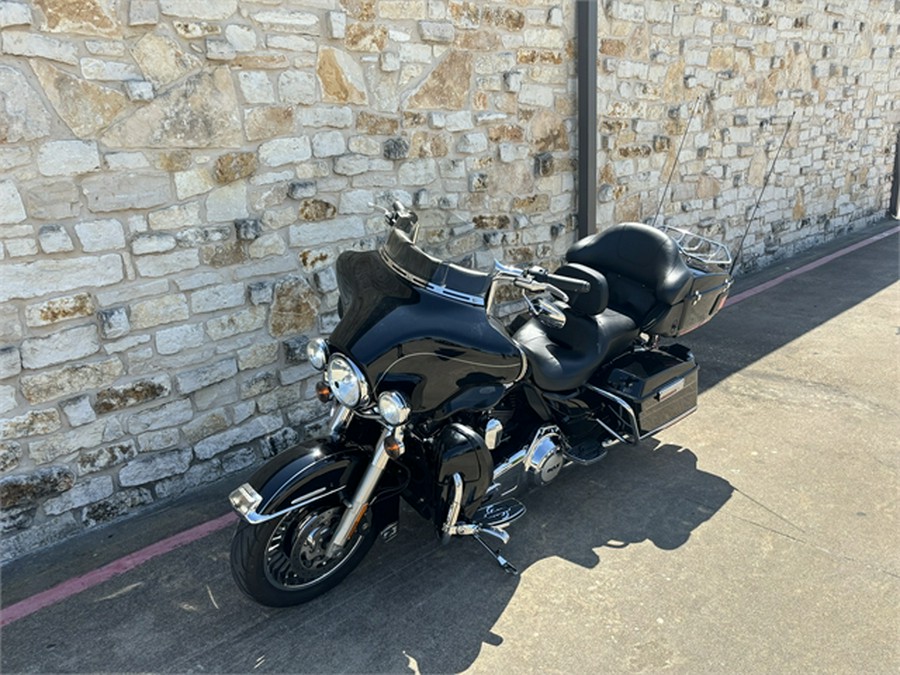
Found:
1,220 -> 898,674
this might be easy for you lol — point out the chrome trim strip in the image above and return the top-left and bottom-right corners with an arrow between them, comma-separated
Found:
585,384 -> 640,443
235,486 -> 345,525
424,282 -> 485,307
442,473 -> 464,542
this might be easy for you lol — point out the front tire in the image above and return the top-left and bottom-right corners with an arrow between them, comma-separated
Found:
230,502 -> 376,607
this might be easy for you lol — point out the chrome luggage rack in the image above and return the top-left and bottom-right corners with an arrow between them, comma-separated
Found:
658,225 -> 733,271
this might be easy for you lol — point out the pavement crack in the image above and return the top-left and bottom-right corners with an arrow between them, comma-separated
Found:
733,487 -> 806,533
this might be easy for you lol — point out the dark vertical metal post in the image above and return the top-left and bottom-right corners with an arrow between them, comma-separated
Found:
890,129 -> 899,219
576,0 -> 598,238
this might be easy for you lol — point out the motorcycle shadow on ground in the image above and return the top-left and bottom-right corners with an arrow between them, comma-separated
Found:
258,438 -> 733,674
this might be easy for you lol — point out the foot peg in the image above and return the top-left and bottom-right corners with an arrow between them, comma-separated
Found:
564,438 -> 609,465
472,498 -> 526,528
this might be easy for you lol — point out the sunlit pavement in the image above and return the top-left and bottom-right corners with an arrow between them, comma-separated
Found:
2,220 -> 897,674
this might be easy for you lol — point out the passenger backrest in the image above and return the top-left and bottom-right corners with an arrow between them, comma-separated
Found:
565,223 -> 693,326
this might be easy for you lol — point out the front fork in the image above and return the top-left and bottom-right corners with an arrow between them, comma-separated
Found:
325,411 -> 403,558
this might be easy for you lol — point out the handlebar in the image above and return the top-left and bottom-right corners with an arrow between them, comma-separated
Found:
526,266 -> 591,296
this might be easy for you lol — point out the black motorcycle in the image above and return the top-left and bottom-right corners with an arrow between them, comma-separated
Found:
228,202 -> 733,607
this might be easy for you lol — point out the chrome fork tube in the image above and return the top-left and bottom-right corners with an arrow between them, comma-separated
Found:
325,426 -> 397,557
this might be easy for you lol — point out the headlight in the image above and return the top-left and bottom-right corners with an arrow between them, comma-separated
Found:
326,354 -> 369,408
378,391 -> 410,426
306,338 -> 328,371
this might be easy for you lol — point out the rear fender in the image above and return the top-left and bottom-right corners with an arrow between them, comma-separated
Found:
229,439 -> 400,534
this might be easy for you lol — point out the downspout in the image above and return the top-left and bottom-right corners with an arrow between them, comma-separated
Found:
576,0 -> 598,238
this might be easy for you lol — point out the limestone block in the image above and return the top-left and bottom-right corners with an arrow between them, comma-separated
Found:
6,239 -> 37,257
278,70 -> 316,105
206,182 -> 249,222
160,0 -> 236,20
98,306 -> 130,338
193,413 -> 281,460
129,0 -> 158,25
25,293 -> 95,328
124,398 -> 192,435
333,154 -> 369,176
94,374 -> 171,414
215,153 -> 257,184
247,281 -> 274,305
205,307 -> 265,340
0,409 -> 61,440
0,66 -> 52,142
20,358 -> 123,404
44,475 -> 114,516
190,283 -> 245,314
2,30 -> 77,64
268,276 -> 318,337
102,68 -> 242,149
399,158 -> 437,185
419,21 -> 455,43
312,130 -> 346,158
138,428 -> 180,452
237,342 -> 278,371
327,11 -> 346,39
0,467 -> 74,510
336,191 -> 375,215
31,60 -> 127,137
0,440 -> 22,472
130,294 -> 189,330
80,58 -> 141,81
156,324 -> 205,355
38,225 -> 75,253
0,385 -> 16,414
0,347 -> 21,380
0,255 -> 123,303
296,106 -> 354,129
132,233 -> 176,255
118,448 -> 192,487
131,33 -> 201,87
21,325 -> 100,370
74,219 -> 125,252
457,132 -> 488,153
205,37 -> 234,61
316,47 -> 367,105
76,440 -> 135,475
225,24 -> 256,51
238,71 -> 275,104
259,137 -> 312,166
248,233 -> 286,259
29,418 -> 115,463
82,172 -> 171,212
176,358 -> 237,394
61,395 -> 96,426
244,106 -> 293,142
0,1 -> 32,27
148,202 -> 202,231
0,180 -> 26,225
405,50 -> 472,110
252,9 -> 319,34
174,169 -> 215,199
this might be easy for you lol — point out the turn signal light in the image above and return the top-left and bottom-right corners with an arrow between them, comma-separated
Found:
384,435 -> 405,459
315,381 -> 333,403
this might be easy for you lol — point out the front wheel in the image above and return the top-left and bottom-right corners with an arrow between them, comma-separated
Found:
230,502 -> 376,607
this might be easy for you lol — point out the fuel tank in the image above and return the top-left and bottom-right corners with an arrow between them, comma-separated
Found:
328,248 -> 523,419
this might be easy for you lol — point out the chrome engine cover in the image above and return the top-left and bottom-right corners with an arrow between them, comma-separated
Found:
524,426 -> 565,486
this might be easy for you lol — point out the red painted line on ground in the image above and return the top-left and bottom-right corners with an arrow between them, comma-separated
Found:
724,225 -> 899,308
2,224 -> 898,629
0,512 -> 237,628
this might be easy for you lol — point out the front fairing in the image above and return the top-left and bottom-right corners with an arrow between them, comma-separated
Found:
328,249 -> 523,418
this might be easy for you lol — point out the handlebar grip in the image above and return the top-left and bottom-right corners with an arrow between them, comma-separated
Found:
546,273 -> 590,295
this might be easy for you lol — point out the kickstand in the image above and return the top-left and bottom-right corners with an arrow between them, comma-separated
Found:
473,534 -> 518,575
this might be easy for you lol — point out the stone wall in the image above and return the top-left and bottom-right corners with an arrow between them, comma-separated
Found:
0,0 -> 896,559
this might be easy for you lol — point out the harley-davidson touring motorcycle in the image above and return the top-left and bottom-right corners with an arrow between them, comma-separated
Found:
228,202 -> 733,606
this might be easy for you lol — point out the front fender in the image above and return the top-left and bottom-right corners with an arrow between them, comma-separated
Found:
229,438 -> 399,535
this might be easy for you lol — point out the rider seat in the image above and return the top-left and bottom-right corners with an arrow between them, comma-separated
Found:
513,263 -> 639,392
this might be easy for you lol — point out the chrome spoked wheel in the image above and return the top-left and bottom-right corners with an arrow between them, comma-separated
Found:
263,506 -> 369,591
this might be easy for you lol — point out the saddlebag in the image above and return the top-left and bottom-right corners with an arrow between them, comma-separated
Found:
600,346 -> 698,437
